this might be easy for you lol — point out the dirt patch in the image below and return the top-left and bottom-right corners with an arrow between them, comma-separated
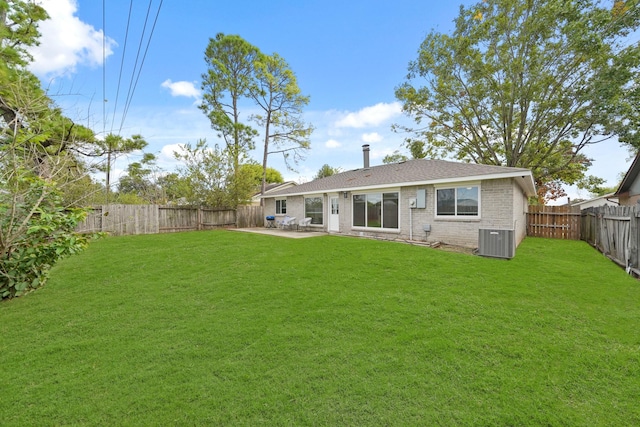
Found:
435,243 -> 476,255
401,239 -> 476,255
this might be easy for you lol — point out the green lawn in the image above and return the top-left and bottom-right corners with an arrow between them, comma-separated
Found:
1,231 -> 639,425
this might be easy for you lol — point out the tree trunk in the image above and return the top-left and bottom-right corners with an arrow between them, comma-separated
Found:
260,115 -> 271,207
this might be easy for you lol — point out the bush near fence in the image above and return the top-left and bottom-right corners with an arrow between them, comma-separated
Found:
76,205 -> 264,236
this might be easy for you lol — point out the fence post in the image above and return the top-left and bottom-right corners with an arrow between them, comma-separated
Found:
634,207 -> 640,272
629,206 -> 638,272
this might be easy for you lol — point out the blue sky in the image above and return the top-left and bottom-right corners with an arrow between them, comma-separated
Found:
29,0 -> 632,203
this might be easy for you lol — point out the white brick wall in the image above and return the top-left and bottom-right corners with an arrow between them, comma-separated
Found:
263,178 -> 528,248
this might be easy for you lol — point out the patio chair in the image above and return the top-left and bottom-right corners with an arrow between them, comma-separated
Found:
276,216 -> 290,229
283,216 -> 296,230
298,217 -> 312,231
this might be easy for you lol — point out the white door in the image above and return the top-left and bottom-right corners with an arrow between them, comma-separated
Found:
329,195 -> 340,232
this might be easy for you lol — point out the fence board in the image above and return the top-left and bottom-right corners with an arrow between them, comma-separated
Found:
158,206 -> 199,232
76,207 -> 103,233
200,208 -> 236,230
527,205 -> 581,240
101,204 -> 159,236
581,205 -> 640,275
237,205 -> 264,228
76,205 -> 263,236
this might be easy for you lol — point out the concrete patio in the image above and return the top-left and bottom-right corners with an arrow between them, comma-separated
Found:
230,227 -> 327,239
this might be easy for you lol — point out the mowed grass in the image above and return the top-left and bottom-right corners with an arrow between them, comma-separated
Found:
1,231 -> 639,426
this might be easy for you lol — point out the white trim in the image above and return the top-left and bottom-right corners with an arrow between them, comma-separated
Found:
275,198 -> 287,215
349,187 -> 400,195
266,172 -> 536,199
434,182 -> 481,219
328,193 -> 340,232
351,226 -> 402,234
351,190 -> 401,230
304,194 -> 324,226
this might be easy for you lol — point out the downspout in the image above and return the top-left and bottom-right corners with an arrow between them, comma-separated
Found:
409,204 -> 413,241
605,197 -> 620,206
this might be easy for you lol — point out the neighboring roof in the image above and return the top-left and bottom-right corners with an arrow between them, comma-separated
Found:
265,159 -> 536,197
571,193 -> 619,208
615,151 -> 640,196
252,181 -> 297,198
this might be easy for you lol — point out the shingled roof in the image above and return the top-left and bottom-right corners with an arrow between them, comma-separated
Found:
266,159 -> 536,197
615,151 -> 640,197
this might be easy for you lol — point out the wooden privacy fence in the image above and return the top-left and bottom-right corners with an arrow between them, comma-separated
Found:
527,205 -> 581,240
581,205 -> 639,275
158,206 -> 236,233
76,204 -> 264,236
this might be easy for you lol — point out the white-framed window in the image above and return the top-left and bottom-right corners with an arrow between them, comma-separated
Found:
305,196 -> 323,224
352,191 -> 399,229
275,199 -> 287,214
435,184 -> 480,217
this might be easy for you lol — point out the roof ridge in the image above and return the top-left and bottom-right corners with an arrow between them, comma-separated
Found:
264,158 -> 535,197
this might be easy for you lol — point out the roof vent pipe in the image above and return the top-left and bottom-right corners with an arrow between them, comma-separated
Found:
362,144 -> 370,168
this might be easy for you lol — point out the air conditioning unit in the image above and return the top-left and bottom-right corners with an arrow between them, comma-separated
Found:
478,229 -> 515,259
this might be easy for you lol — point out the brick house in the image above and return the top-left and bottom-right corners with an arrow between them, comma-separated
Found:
615,152 -> 640,206
262,145 -> 536,249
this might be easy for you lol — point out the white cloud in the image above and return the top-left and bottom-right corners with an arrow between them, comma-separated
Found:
335,102 -> 402,128
371,147 -> 397,160
28,0 -> 116,76
161,79 -> 201,99
159,143 -> 187,161
361,132 -> 383,143
155,143 -> 187,171
325,139 -> 342,148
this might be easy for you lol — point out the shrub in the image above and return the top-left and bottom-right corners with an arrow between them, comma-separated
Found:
0,175 -> 98,299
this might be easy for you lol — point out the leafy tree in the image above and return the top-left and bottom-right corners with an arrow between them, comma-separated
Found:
0,172 -> 92,299
610,83 -> 640,149
313,164 -> 341,180
0,0 -> 48,70
117,152 -> 164,203
0,1 -> 102,299
591,185 -> 620,197
578,171 -> 625,197
156,172 -> 190,204
382,150 -> 409,164
395,0 -> 640,202
250,52 -> 313,200
60,174 -> 105,207
240,162 -> 284,186
1,71 -> 97,178
1,2 -> 97,169
173,139 -> 255,207
0,90 -> 97,299
96,133 -> 148,203
200,33 -> 260,207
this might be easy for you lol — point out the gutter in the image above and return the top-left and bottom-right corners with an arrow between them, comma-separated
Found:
605,196 -> 620,206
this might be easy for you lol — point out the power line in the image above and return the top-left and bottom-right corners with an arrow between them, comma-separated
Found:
118,0 -> 164,135
101,0 -> 106,137
100,0 -> 163,202
109,0 -> 134,134
121,0 -> 164,132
